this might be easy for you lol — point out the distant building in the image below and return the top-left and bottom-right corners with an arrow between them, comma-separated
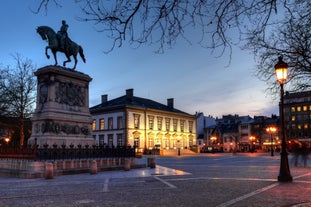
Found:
90,89 -> 197,152
284,91 -> 311,146
196,112 -> 216,148
216,115 -> 241,152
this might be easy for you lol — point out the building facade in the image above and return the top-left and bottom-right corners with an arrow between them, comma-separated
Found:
284,91 -> 311,147
90,89 -> 197,152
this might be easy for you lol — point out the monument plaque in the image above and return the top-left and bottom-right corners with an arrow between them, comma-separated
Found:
28,66 -> 95,147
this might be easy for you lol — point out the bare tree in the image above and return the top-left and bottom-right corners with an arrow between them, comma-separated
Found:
35,0 -> 285,55
246,1 -> 311,93
0,54 -> 36,148
35,0 -> 310,92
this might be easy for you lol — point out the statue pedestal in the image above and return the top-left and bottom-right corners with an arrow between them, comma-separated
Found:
28,66 -> 95,148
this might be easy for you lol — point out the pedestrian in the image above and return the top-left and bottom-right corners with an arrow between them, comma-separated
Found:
301,143 -> 309,167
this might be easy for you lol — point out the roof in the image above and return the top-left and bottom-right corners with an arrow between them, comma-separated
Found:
90,95 -> 192,116
284,90 -> 311,99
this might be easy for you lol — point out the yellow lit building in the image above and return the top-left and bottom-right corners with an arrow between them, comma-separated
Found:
90,89 -> 197,152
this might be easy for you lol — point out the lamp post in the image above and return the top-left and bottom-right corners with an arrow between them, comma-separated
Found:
275,56 -> 292,182
249,136 -> 255,152
266,126 -> 277,156
210,136 -> 217,152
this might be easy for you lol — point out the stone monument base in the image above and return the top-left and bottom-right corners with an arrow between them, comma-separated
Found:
28,66 -> 95,148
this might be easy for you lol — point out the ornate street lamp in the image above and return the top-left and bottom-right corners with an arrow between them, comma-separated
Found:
275,56 -> 292,182
266,126 -> 277,156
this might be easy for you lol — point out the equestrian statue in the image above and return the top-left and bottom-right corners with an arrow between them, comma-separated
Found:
37,20 -> 86,70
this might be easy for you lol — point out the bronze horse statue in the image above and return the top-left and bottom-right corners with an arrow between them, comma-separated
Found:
36,26 -> 86,70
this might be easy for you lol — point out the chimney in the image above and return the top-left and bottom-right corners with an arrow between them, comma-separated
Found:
101,94 -> 108,103
167,98 -> 174,108
126,88 -> 134,101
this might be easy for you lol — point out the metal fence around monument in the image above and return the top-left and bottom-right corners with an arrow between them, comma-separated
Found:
0,144 -> 136,161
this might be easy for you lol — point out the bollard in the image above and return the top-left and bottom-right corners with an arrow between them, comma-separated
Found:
147,157 -> 156,168
90,160 -> 98,175
124,158 -> 131,171
45,162 -> 54,179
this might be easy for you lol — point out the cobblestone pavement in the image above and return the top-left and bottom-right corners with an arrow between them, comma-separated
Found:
0,153 -> 311,207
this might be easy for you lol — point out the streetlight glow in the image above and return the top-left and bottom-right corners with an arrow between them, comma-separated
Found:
275,57 -> 288,85
266,126 -> 277,156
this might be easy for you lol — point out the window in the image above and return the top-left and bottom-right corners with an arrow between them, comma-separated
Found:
99,118 -> 105,130
291,124 -> 296,129
241,124 -> 248,129
108,134 -> 113,148
157,117 -> 163,130
134,114 -> 140,129
165,118 -> 170,131
297,106 -> 301,112
173,119 -> 178,132
117,116 -> 123,129
189,121 -> 193,133
92,119 -> 96,131
134,137 -> 139,148
99,135 -> 105,145
108,117 -> 113,130
291,107 -> 296,112
291,116 -> 296,121
303,106 -> 308,111
148,116 -> 154,129
304,124 -> 308,129
117,134 -> 124,147
180,120 -> 185,132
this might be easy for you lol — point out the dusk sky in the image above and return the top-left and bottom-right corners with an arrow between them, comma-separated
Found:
0,1 -> 279,118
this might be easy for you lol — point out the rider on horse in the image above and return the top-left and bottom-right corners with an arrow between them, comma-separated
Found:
57,20 -> 69,51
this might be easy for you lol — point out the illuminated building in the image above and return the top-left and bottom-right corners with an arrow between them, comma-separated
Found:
284,91 -> 311,147
90,89 -> 197,152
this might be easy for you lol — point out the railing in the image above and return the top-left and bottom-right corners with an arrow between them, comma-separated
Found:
0,145 -> 136,161
0,147 -> 36,160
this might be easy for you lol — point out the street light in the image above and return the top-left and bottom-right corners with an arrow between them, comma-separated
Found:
210,136 -> 217,152
266,126 -> 277,156
275,56 -> 292,182
4,138 -> 10,143
249,136 -> 255,152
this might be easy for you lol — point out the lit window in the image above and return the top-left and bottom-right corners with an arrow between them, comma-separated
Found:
291,116 -> 296,121
291,107 -> 295,112
92,119 -> 96,131
180,120 -> 185,132
189,121 -> 193,133
297,106 -> 301,112
134,114 -> 140,129
99,118 -> 105,130
304,124 -> 308,129
165,118 -> 170,131
298,124 -> 302,129
148,116 -> 154,129
303,106 -> 308,111
157,117 -> 163,130
173,119 -> 178,132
